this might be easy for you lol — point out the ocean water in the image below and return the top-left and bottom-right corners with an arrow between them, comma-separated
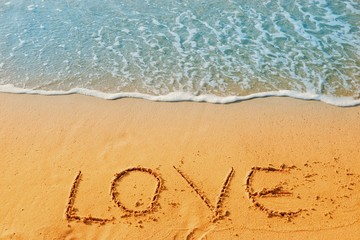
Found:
0,0 -> 359,106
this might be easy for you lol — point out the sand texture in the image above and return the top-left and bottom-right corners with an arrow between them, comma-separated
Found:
0,93 -> 360,239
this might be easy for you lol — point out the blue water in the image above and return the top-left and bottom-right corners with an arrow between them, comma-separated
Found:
0,0 -> 359,105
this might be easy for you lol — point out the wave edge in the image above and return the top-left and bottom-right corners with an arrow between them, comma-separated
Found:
0,84 -> 359,107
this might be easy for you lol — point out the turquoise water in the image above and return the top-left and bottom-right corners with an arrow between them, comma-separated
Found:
0,0 -> 359,105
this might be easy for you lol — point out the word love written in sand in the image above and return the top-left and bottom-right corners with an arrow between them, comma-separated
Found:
65,166 -> 232,224
65,165 -> 315,225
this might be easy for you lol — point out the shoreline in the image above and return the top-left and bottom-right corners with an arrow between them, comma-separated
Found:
1,85 -> 360,107
1,93 -> 360,239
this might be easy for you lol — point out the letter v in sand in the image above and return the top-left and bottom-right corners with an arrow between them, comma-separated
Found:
173,166 -> 234,222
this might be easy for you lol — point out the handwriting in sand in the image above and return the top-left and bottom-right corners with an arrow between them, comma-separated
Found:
65,161 -> 359,225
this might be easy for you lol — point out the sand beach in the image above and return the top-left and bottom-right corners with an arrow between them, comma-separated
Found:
0,93 -> 359,239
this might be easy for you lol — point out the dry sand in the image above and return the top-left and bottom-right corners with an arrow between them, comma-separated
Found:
0,93 -> 360,239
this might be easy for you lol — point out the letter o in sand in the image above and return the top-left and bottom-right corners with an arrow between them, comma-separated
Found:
110,167 -> 162,215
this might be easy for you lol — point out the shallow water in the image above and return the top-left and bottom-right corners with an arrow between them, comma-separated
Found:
0,0 -> 359,105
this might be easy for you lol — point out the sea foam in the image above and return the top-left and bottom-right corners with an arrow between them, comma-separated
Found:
1,84 -> 359,107
0,0 -> 359,106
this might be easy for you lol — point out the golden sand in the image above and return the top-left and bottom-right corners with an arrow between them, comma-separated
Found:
0,93 -> 360,239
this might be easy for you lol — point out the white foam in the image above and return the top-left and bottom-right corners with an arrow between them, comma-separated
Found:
138,26 -> 146,32
27,4 -> 35,11
0,84 -> 359,107
0,0 -> 358,107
